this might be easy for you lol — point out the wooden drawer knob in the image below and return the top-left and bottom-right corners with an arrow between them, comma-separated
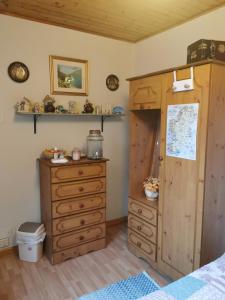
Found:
137,241 -> 142,248
79,187 -> 84,192
78,170 -> 84,175
79,235 -> 84,241
138,208 -> 142,214
137,225 -> 142,231
158,156 -> 163,161
79,203 -> 84,209
80,219 -> 85,225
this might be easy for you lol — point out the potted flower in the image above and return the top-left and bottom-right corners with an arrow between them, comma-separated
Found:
143,177 -> 159,201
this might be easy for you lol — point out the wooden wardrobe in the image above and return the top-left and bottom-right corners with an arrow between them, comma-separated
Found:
127,60 -> 225,280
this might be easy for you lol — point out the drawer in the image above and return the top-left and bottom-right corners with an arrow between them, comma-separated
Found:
52,193 -> 106,218
52,208 -> 105,235
129,75 -> 162,110
128,214 -> 157,244
52,238 -> 106,264
51,163 -> 106,183
53,223 -> 106,251
128,199 -> 157,226
51,178 -> 106,201
128,229 -> 156,262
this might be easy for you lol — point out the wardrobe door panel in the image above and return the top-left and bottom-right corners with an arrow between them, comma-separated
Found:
158,65 -> 210,277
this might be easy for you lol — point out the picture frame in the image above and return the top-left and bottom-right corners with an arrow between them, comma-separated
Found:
49,55 -> 88,96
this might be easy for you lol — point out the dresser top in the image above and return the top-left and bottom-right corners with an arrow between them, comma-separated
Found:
38,157 -> 109,167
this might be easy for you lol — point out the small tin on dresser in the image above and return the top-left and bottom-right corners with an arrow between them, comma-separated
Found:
187,39 -> 225,64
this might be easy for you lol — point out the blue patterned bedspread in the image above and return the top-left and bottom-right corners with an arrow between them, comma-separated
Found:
139,254 -> 225,300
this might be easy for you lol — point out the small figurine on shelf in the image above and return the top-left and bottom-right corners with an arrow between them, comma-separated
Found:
55,105 -> 64,113
16,97 -> 32,112
69,101 -> 78,114
94,105 -> 102,115
83,99 -> 94,114
15,101 -> 20,112
43,95 -> 56,113
32,102 -> 41,113
112,106 -> 124,115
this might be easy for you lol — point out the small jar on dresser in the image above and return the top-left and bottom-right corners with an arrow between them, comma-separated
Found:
39,158 -> 108,264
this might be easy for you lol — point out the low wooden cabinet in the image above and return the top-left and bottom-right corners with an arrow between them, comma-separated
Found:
127,60 -> 225,280
39,158 -> 108,264
128,198 -> 158,264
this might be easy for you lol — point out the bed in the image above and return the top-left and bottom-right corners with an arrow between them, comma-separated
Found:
139,253 -> 225,300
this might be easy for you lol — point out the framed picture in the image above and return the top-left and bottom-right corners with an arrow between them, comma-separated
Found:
49,55 -> 88,96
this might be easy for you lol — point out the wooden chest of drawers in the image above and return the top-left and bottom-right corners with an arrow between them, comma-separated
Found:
39,158 -> 108,264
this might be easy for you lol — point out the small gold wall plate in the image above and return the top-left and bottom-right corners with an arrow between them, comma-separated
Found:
8,61 -> 29,83
106,74 -> 119,91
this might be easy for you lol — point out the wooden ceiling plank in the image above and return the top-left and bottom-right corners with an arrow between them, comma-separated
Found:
1,0 -> 225,42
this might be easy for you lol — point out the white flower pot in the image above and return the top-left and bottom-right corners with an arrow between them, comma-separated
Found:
144,188 -> 158,201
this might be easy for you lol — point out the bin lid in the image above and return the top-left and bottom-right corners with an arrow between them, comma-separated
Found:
18,222 -> 44,234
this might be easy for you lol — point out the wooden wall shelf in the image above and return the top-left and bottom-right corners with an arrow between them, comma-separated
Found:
15,112 -> 125,134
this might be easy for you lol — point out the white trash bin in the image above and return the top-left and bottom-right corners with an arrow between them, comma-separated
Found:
16,222 -> 46,262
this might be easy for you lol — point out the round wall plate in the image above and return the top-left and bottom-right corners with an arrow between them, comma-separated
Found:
8,61 -> 29,83
106,74 -> 119,91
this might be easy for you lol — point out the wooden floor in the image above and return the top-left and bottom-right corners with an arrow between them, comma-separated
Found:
0,223 -> 169,300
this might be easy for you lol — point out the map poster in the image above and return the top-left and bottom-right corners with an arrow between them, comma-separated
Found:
166,103 -> 199,160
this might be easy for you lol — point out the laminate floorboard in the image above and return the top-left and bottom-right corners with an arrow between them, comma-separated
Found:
0,223 -> 169,300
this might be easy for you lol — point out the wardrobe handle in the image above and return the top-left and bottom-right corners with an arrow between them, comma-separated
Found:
138,208 -> 142,214
158,156 -> 163,161
137,241 -> 142,248
80,219 -> 85,226
137,225 -> 142,231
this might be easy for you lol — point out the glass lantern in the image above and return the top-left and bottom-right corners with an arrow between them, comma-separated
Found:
87,130 -> 104,159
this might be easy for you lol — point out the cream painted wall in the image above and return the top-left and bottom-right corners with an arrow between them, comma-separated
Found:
0,14 -> 134,245
134,6 -> 225,75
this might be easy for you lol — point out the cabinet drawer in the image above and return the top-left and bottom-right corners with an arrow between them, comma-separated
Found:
52,178 -> 106,201
129,75 -> 162,110
128,214 -> 157,244
128,199 -> 157,226
52,238 -> 106,264
128,229 -> 156,262
53,223 -> 106,252
52,208 -> 105,235
51,163 -> 106,183
52,193 -> 106,218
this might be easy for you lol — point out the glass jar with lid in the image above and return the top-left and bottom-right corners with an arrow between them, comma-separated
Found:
87,130 -> 103,159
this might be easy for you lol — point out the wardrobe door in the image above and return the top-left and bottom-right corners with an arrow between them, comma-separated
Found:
158,64 -> 211,278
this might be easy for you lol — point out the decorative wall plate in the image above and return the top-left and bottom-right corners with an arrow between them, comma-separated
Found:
8,61 -> 29,83
106,74 -> 119,91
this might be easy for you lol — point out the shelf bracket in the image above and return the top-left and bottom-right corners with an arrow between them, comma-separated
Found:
101,116 -> 107,132
33,114 -> 40,134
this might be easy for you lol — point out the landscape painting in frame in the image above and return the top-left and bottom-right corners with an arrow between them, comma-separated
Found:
50,56 -> 88,95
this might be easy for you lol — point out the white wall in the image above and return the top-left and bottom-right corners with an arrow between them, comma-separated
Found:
134,6 -> 225,75
0,15 -> 134,245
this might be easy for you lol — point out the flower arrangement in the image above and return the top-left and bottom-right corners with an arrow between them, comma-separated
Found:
143,177 -> 159,192
143,177 -> 159,200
